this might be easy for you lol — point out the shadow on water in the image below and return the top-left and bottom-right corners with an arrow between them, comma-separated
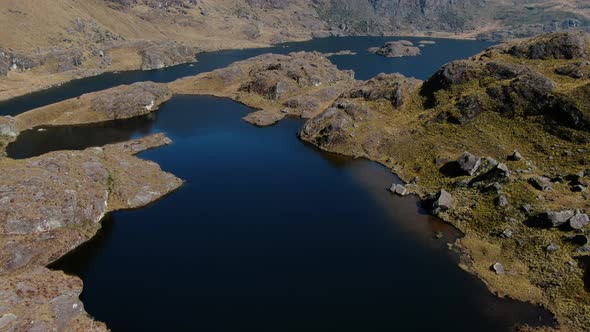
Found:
31,95 -> 557,332
6,114 -> 157,159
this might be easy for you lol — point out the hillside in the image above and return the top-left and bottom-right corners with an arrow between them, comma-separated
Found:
0,0 -> 589,101
300,31 -> 590,330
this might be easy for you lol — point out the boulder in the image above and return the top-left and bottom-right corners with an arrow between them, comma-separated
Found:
0,117 -> 18,138
508,150 -> 523,161
441,152 -> 481,177
569,211 -> 590,230
448,94 -> 485,124
457,152 -> 481,176
546,243 -> 560,252
501,229 -> 513,238
495,195 -> 509,207
90,82 -> 171,120
538,210 -> 576,227
528,176 -> 553,191
471,163 -> 510,184
428,189 -> 454,213
492,262 -> 505,275
389,183 -> 409,196
138,41 -> 197,70
344,73 -> 421,107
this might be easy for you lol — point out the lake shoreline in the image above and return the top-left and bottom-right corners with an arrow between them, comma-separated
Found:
0,33 -> 482,104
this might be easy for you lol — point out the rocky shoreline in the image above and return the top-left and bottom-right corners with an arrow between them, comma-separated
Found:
1,31 -> 590,331
0,134 -> 182,331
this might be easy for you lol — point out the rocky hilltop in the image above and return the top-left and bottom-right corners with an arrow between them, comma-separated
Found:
0,0 -> 588,101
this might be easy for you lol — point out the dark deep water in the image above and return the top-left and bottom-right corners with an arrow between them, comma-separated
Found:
0,36 -> 492,116
3,37 -> 556,331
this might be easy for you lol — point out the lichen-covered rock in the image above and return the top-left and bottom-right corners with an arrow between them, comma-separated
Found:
15,81 -> 171,130
569,210 -> 590,230
344,73 -> 421,107
238,52 -> 354,101
91,81 -> 170,119
0,266 -> 108,332
0,134 -> 181,273
138,41 -> 197,70
170,52 -> 356,126
0,117 -> 18,138
498,31 -> 589,60
243,109 -> 286,127
421,60 -> 484,98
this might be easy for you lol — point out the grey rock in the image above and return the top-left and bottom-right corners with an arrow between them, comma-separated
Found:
389,183 -> 409,196
432,189 -> 454,212
495,195 -> 509,207
472,163 -> 510,184
449,94 -> 485,124
507,31 -> 589,60
508,150 -> 522,161
541,210 -> 576,227
575,245 -> 590,253
457,151 -> 481,176
546,243 -> 560,252
528,176 -> 553,191
0,313 -> 17,330
492,262 -> 505,275
569,211 -> 590,230
501,229 -> 513,238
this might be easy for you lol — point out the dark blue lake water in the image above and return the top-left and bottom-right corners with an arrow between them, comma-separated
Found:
3,37 -> 555,331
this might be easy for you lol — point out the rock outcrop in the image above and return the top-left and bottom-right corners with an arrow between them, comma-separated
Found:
0,134 -> 182,330
15,81 -> 171,130
368,40 -> 421,58
420,31 -> 590,141
170,52 -> 356,126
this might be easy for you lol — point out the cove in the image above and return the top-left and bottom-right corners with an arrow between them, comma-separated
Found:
24,96 -> 552,331
0,36 -> 493,116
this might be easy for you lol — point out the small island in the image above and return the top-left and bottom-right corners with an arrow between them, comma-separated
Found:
368,40 -> 421,58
